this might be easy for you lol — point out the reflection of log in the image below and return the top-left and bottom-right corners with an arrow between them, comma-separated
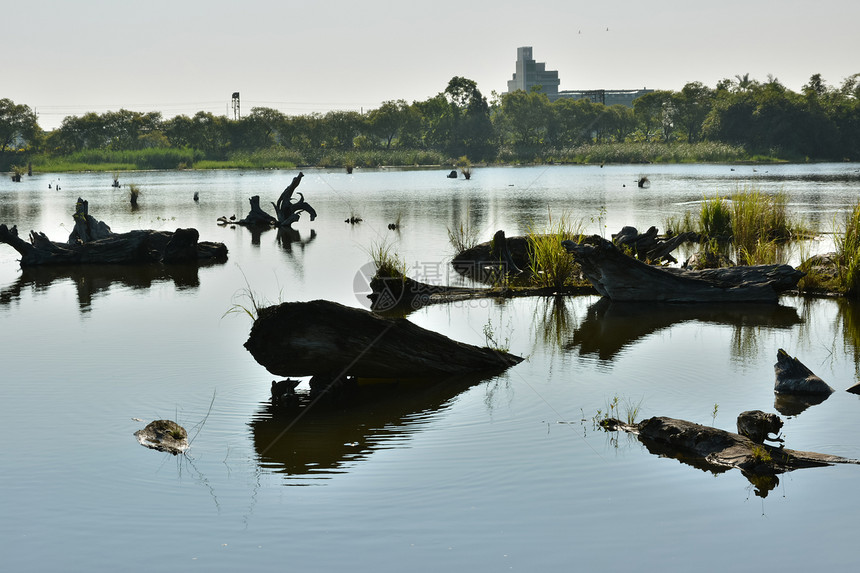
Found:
250,372 -> 490,476
0,263 -> 204,312
244,299 -> 523,378
570,297 -> 801,360
562,235 -> 803,302
603,416 -> 860,497
0,198 -> 227,267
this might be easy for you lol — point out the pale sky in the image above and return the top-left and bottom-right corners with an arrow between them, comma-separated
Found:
8,0 -> 859,130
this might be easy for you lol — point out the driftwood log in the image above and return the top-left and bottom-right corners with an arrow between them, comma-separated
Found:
0,198 -> 227,267
612,225 -> 700,264
220,172 -> 316,229
602,415 -> 859,496
244,300 -> 523,381
562,235 -> 803,303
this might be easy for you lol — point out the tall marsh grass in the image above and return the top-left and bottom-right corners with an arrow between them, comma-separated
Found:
33,147 -> 204,171
668,186 -> 808,266
447,213 -> 480,253
835,203 -> 860,296
527,211 -> 584,289
700,195 -> 733,238
551,142 -> 752,165
369,240 -> 407,279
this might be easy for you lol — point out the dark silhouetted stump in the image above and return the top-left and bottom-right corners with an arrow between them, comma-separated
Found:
244,299 -> 523,379
774,348 -> 834,394
562,235 -> 803,302
737,410 -> 783,444
0,198 -> 227,267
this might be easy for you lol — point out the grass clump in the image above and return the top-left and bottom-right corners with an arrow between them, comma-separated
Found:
128,183 -> 141,206
447,212 -> 480,253
751,444 -> 772,463
730,188 -> 797,262
700,195 -> 732,238
593,395 -> 644,428
663,210 -> 697,236
526,211 -> 584,289
835,203 -> 860,296
369,240 -> 407,279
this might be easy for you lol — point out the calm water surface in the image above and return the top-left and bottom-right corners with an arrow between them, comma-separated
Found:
2,164 -> 860,571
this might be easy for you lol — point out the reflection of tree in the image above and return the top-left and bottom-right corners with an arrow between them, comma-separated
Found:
569,298 -> 801,362
0,263 -> 202,313
248,373 -> 493,480
277,228 -> 316,254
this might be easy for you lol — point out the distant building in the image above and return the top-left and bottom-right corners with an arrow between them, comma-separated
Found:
505,46 -> 652,107
506,47 -> 561,98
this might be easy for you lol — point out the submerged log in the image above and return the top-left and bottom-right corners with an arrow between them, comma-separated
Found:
602,415 -> 859,495
244,299 -> 523,379
0,198 -> 227,267
562,235 -> 803,302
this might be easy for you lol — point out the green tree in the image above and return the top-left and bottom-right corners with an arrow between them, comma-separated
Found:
164,111 -> 228,156
633,90 -> 674,142
228,107 -> 285,150
0,98 -> 41,170
368,100 -> 408,148
673,82 -> 714,143
497,89 -> 552,154
443,76 -> 495,159
549,97 -> 600,149
322,110 -> 365,150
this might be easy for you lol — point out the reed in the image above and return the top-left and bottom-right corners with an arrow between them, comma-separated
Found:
447,209 -> 480,252
554,142 -> 752,165
699,195 -> 732,238
369,240 -> 407,279
33,147 -> 205,171
663,210 -> 697,236
527,211 -> 584,289
835,203 -> 860,296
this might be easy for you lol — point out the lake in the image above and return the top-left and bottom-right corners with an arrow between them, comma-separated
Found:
2,163 -> 860,572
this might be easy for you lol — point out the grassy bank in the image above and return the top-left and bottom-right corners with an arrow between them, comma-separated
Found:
12,141 -> 788,173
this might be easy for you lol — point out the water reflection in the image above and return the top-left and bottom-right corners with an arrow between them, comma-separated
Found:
276,227 -> 316,253
0,263 -> 204,313
837,298 -> 860,369
636,435 -> 780,497
249,373 -> 491,480
568,298 -> 802,361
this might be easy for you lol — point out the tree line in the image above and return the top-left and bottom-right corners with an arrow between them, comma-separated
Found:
3,72 -> 860,171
